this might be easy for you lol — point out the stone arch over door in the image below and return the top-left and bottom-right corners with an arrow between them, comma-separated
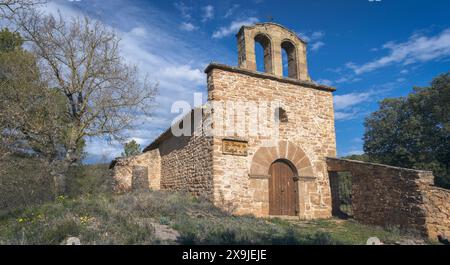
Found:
249,141 -> 314,178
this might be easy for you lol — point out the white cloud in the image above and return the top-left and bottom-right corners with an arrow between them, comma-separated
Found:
334,91 -> 373,111
130,27 -> 147,37
298,30 -> 324,42
334,111 -> 358,121
180,22 -> 198,31
224,4 -> 240,18
212,17 -> 259,39
298,30 -> 325,52
311,31 -> 325,40
201,5 -> 214,22
334,76 -> 361,84
348,29 -> 450,75
333,83 -> 399,121
159,65 -> 204,85
316,79 -> 333,86
310,41 -> 324,51
174,1 -> 192,20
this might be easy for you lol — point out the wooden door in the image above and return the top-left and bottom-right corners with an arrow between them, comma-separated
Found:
269,161 -> 298,216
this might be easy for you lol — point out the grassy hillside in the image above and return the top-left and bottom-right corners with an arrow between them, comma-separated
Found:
0,158 -> 111,214
0,190 -> 425,245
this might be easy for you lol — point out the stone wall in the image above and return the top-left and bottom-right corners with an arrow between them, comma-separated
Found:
111,149 -> 161,192
206,64 -> 337,218
326,157 -> 450,240
158,133 -> 214,199
422,186 -> 450,239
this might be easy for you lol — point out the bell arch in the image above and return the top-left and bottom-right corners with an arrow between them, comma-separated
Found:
281,39 -> 298,79
249,141 -> 314,178
254,33 -> 273,74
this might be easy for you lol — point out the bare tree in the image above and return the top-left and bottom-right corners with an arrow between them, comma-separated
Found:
14,11 -> 158,193
0,0 -> 45,19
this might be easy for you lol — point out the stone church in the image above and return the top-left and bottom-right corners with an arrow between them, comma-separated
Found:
111,23 -> 449,240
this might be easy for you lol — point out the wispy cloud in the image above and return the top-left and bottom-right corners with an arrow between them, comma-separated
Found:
332,79 -> 404,121
334,91 -> 374,111
129,27 -> 147,37
224,4 -> 240,18
180,22 -> 198,31
201,5 -> 214,22
348,28 -> 450,74
315,79 -> 333,86
174,1 -> 192,20
298,30 -> 325,52
310,31 -> 324,40
212,17 -> 259,39
310,41 -> 324,51
334,76 -> 361,84
333,90 -> 383,121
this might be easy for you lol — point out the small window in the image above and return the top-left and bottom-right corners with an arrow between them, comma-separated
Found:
275,107 -> 288,123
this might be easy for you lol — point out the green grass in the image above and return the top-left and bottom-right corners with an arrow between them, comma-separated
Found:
0,161 -> 427,245
0,190 -> 424,245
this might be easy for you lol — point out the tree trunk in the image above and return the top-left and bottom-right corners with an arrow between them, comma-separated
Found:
49,160 -> 69,197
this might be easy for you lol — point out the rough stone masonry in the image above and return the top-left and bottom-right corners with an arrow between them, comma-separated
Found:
110,23 -> 449,240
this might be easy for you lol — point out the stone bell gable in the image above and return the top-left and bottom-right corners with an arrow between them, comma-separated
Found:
237,23 -> 310,80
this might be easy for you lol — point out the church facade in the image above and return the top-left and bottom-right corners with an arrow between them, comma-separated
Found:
112,23 -> 337,218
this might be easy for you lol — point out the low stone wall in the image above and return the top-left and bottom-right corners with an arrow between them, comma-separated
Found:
110,149 -> 161,192
326,157 -> 450,240
422,186 -> 450,239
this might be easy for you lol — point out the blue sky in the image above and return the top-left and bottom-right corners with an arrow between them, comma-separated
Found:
48,0 -> 450,163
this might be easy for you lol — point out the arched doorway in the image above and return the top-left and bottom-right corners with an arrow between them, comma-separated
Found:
269,160 -> 299,216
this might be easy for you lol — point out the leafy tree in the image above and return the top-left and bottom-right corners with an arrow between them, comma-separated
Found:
343,154 -> 371,162
364,72 -> 450,188
121,140 -> 141,157
0,28 -> 73,193
0,28 -> 22,51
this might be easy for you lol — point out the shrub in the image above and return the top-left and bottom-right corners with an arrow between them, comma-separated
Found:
0,155 -> 54,213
